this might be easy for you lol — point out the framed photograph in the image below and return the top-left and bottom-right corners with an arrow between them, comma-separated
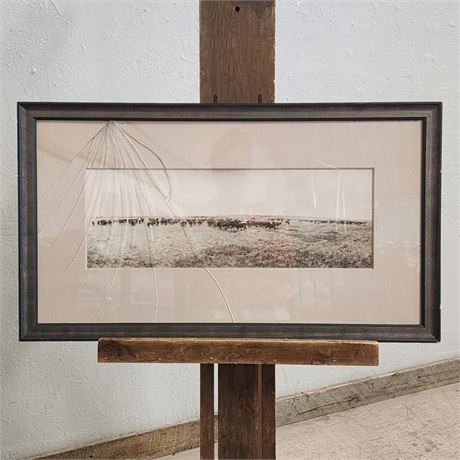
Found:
18,103 -> 441,341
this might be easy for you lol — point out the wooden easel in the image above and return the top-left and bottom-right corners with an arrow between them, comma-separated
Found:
99,2 -> 379,459
99,339 -> 378,459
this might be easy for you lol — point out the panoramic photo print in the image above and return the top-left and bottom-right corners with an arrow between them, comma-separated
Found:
85,168 -> 374,269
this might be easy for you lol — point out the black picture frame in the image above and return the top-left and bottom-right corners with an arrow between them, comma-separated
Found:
18,102 -> 442,342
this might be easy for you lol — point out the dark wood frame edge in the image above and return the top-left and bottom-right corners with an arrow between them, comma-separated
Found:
18,102 -> 442,342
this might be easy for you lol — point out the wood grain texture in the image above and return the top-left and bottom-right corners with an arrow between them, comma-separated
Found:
200,364 -> 215,459
98,338 -> 379,365
37,359 -> 459,460
275,357 -> 460,427
200,0 -> 275,103
218,364 -> 270,459
37,420 -> 201,460
261,364 -> 276,459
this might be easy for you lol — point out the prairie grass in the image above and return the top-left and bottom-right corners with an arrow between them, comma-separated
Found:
87,218 -> 372,269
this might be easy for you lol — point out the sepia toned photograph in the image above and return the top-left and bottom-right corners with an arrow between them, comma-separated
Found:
86,168 -> 374,269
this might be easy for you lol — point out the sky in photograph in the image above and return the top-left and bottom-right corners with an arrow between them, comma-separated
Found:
85,168 -> 373,221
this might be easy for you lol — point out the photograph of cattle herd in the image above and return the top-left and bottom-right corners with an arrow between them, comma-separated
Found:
86,168 -> 373,269
87,214 -> 373,269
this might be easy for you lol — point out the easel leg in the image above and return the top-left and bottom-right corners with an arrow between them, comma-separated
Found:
218,364 -> 275,459
200,364 -> 215,459
200,0 -> 276,458
261,364 -> 276,459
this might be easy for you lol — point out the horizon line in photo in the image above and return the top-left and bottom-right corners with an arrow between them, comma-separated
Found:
90,214 -> 372,223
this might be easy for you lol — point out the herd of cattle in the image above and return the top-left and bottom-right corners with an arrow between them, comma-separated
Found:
91,216 -> 290,231
91,216 -> 367,232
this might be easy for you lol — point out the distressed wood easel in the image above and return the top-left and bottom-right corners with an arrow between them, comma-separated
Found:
99,2 -> 379,459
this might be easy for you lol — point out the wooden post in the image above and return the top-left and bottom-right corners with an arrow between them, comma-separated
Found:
218,365 -> 271,459
200,1 -> 276,458
200,0 -> 275,104
200,364 -> 215,459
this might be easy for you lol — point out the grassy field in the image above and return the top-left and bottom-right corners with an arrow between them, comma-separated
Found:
87,216 -> 373,269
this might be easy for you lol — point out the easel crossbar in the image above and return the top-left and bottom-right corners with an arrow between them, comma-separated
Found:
98,338 -> 379,366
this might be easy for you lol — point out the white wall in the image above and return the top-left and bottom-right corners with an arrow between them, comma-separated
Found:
0,1 -> 458,458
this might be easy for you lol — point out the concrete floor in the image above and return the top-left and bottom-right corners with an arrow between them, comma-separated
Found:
161,383 -> 460,460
